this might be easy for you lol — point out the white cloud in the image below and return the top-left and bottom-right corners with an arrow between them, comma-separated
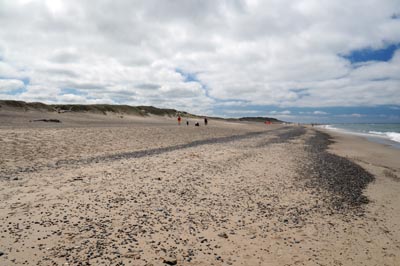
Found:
313,111 -> 328,115
269,110 -> 291,115
0,79 -> 24,92
224,110 -> 260,114
0,0 -> 399,114
350,113 -> 363,117
336,113 -> 364,118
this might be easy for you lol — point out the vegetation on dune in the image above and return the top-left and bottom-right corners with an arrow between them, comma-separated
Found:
0,100 -> 54,111
0,100 -> 178,117
52,104 -> 144,116
137,106 -> 177,117
238,117 -> 282,123
0,99 -> 283,122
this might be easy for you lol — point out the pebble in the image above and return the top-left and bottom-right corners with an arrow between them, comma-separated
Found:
163,257 -> 177,265
217,232 -> 228,239
304,131 -> 375,210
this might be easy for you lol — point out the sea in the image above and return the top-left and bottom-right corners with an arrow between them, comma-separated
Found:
319,123 -> 400,149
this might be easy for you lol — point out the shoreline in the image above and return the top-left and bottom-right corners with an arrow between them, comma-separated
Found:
318,124 -> 400,149
318,127 -> 400,171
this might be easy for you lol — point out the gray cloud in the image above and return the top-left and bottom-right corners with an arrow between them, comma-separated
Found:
136,83 -> 161,90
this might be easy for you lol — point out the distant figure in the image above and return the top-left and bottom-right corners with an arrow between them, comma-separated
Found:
177,115 -> 181,125
186,120 -> 189,126
204,117 -> 208,126
195,122 -> 200,126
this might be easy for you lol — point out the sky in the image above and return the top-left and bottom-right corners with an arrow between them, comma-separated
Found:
0,0 -> 400,123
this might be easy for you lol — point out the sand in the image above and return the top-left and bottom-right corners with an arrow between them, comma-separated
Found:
0,110 -> 399,265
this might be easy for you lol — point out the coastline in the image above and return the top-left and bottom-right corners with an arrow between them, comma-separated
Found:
318,125 -> 400,149
318,127 -> 400,171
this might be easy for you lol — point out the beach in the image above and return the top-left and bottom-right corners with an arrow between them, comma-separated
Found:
1,111 -> 400,266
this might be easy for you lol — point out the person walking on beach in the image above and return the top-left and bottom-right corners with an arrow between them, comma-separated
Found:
177,115 -> 181,125
186,120 -> 189,126
204,117 -> 208,126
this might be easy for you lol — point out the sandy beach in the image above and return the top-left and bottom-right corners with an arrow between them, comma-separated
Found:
1,111 -> 400,266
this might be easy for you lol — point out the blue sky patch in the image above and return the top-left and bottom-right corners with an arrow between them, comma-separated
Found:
391,13 -> 400,19
0,77 -> 29,86
21,77 -> 30,85
175,68 -> 212,98
289,88 -> 311,99
5,88 -> 27,95
343,43 -> 400,63
175,68 -> 200,83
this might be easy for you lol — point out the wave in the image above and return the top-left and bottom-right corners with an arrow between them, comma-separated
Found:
369,131 -> 400,143
317,125 -> 338,130
320,124 -> 400,145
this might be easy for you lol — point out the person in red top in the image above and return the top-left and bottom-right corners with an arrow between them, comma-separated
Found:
177,115 -> 181,125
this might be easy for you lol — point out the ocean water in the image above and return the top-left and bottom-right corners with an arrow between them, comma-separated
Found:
319,123 -> 400,148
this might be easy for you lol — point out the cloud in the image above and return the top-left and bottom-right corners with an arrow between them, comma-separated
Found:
269,110 -> 291,115
223,110 -> 260,115
48,48 -> 81,64
0,79 -> 25,92
0,0 -> 399,117
336,113 -> 364,118
313,111 -> 328,115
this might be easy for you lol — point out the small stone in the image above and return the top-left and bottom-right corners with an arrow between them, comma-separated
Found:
0,251 -> 4,256
163,257 -> 177,265
218,232 -> 228,239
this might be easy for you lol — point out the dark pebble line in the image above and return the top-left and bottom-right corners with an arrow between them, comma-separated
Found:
1,126 -> 304,179
303,130 -> 375,209
54,126 -> 296,166
260,127 -> 306,146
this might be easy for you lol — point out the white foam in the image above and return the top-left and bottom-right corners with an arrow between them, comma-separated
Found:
369,131 -> 400,143
317,124 -> 338,130
321,125 -> 400,145
387,132 -> 400,143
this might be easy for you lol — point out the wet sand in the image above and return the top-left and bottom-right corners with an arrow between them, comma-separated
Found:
0,111 -> 399,265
